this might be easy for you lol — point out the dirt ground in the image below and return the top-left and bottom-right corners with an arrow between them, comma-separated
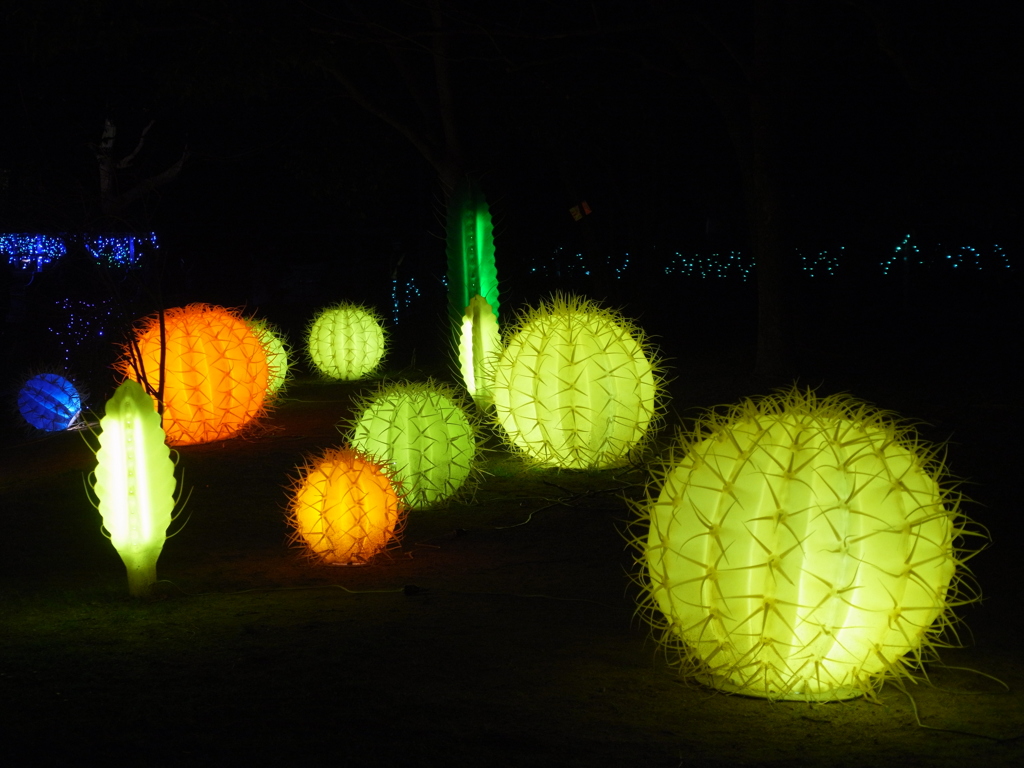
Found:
2,279 -> 1023,767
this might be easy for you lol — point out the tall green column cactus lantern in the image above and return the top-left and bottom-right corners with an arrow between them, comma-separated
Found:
90,380 -> 179,597
633,388 -> 984,701
491,294 -> 664,469
446,177 -> 500,325
344,380 -> 481,510
447,178 -> 500,399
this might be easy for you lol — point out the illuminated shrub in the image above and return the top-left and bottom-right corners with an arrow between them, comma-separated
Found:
287,446 -> 402,565
18,373 -> 83,431
491,294 -> 663,469
458,294 -> 501,407
306,302 -> 386,380
118,304 -> 271,446
91,380 -> 178,597
634,388 -> 982,701
345,380 -> 480,510
247,317 -> 291,395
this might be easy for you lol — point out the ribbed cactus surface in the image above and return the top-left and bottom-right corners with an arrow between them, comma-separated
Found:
346,380 -> 479,510
306,302 -> 386,380
491,294 -> 662,469
287,447 -> 402,565
119,304 -> 270,446
637,388 -> 979,701
92,379 -> 177,596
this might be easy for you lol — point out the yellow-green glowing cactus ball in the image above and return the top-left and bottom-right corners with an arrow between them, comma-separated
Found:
247,317 -> 291,395
635,388 -> 983,701
306,302 -> 386,380
345,380 -> 480,510
491,294 -> 663,469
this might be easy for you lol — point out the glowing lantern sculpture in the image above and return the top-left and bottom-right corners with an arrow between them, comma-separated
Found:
287,446 -> 402,565
247,317 -> 291,395
18,372 -> 83,431
91,380 -> 178,597
447,178 -> 500,402
345,380 -> 480,510
459,294 -> 501,407
306,302 -> 386,380
634,388 -> 982,701
491,294 -> 663,469
446,177 -> 500,324
118,304 -> 271,446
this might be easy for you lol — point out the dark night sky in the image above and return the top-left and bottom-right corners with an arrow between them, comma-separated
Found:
1,1 -> 1021,295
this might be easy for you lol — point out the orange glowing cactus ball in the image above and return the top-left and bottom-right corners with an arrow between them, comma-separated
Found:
287,446 -> 403,565
118,304 -> 271,446
306,302 -> 387,380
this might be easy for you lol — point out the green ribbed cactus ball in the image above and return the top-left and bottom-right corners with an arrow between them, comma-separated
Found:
491,294 -> 663,469
635,388 -> 982,701
345,380 -> 480,510
307,302 -> 386,380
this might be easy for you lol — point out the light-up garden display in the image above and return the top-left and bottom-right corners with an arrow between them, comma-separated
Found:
246,317 -> 291,395
458,294 -> 501,407
345,380 -> 479,510
306,302 -> 386,380
17,373 -> 83,432
91,379 -> 178,597
287,446 -> 402,565
446,177 -> 500,324
491,294 -> 663,469
117,303 -> 271,446
634,388 -> 981,701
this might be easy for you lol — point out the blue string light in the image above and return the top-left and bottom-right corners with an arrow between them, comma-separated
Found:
664,250 -> 754,281
1,234 -> 67,271
49,297 -> 117,369
1,232 -> 158,272
390,276 -> 423,325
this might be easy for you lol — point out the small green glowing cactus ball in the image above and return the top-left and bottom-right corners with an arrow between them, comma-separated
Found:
491,294 -> 662,469
306,302 -> 386,380
636,388 -> 981,701
247,317 -> 291,395
346,380 -> 479,510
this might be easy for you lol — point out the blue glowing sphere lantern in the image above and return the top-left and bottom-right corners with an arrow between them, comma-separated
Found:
18,373 -> 83,432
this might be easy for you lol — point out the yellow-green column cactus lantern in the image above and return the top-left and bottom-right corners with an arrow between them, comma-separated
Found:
306,302 -> 386,380
345,380 -> 480,510
459,294 -> 501,407
634,388 -> 983,701
491,294 -> 663,469
287,446 -> 402,565
91,380 -> 178,597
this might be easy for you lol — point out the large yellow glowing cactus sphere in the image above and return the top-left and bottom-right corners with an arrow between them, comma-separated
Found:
491,294 -> 662,469
636,388 -> 980,701
346,380 -> 479,510
306,302 -> 386,380
118,304 -> 271,446
288,447 -> 402,565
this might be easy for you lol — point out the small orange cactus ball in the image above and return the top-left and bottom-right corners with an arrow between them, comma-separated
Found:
288,447 -> 402,565
119,304 -> 271,446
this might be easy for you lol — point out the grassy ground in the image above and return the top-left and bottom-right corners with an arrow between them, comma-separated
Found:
2,277 -> 1023,766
